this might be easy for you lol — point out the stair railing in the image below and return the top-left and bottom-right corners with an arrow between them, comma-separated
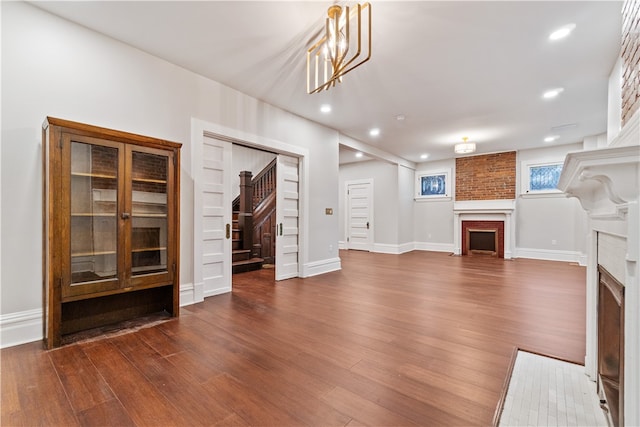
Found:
235,159 -> 277,253
251,158 -> 276,209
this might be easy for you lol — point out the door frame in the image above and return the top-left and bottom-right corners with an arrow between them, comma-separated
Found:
191,118 -> 309,304
344,178 -> 374,251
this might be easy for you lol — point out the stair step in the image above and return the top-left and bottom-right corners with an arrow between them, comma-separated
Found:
232,249 -> 251,262
232,257 -> 264,274
232,257 -> 264,266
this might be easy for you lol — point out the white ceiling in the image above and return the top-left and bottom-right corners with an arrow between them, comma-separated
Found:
31,1 -> 622,163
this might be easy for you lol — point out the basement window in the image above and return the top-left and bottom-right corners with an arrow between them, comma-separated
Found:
521,160 -> 563,197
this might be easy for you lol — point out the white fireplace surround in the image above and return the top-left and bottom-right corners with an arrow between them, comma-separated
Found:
558,108 -> 639,426
453,199 -> 515,259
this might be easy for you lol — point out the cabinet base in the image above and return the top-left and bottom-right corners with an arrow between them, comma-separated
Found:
57,285 -> 175,343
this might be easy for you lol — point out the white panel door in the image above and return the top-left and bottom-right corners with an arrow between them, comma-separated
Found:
347,180 -> 373,251
200,135 -> 232,296
275,155 -> 299,280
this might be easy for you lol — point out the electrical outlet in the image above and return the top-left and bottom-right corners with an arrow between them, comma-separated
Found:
552,239 -> 557,245
329,244 -> 333,253
428,233 -> 432,239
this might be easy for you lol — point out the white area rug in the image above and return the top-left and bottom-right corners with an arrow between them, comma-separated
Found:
498,350 -> 607,427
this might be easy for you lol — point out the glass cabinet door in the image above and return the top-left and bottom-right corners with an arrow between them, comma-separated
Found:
67,140 -> 121,295
129,149 -> 170,280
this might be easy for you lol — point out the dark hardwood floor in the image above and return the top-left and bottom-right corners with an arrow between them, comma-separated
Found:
1,250 -> 586,426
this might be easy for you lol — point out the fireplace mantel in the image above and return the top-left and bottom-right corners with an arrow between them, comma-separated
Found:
557,144 -> 639,220
558,108 -> 639,426
453,199 -> 515,259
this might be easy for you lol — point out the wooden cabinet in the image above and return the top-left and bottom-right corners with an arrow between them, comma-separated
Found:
42,117 -> 181,348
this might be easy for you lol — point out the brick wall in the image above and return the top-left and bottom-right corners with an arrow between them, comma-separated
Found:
622,0 -> 640,125
455,151 -> 516,201
89,145 -> 167,193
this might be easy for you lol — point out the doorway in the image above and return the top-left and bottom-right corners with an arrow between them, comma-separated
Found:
191,119 -> 307,303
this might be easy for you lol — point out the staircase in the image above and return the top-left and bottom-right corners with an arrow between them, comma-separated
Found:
232,159 -> 277,274
231,211 -> 264,273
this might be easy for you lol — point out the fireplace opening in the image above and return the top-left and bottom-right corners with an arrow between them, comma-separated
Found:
461,220 -> 505,258
598,266 -> 624,427
467,229 -> 498,256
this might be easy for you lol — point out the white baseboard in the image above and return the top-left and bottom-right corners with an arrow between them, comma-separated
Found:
302,257 -> 341,277
515,247 -> 586,264
180,282 -> 198,306
578,253 -> 587,266
0,308 -> 42,348
413,241 -> 455,253
338,241 -> 347,250
372,243 -> 415,254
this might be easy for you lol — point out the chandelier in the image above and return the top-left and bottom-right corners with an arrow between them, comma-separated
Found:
306,2 -> 371,94
454,137 -> 476,154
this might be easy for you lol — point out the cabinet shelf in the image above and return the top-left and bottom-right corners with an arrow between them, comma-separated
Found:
71,213 -> 117,217
132,177 -> 167,184
132,213 -> 167,218
72,250 -> 117,257
71,172 -> 116,179
132,265 -> 167,274
132,247 -> 167,253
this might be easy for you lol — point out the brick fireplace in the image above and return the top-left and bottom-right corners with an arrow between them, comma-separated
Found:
454,151 -> 516,259
453,200 -> 515,259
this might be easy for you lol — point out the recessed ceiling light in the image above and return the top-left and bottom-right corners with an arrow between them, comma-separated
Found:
355,152 -> 364,158
369,128 -> 380,137
543,88 -> 564,99
396,114 -> 406,121
544,135 -> 559,143
420,154 -> 429,160
549,24 -> 576,41
320,104 -> 331,113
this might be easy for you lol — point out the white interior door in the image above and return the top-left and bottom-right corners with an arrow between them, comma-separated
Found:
275,155 -> 299,280
346,179 -> 373,251
199,135 -> 232,297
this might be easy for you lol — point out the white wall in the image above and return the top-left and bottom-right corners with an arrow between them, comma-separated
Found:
515,143 -> 588,262
1,2 -> 340,346
397,165 -> 415,247
413,159 -> 455,249
338,160 -> 398,247
607,56 -> 622,144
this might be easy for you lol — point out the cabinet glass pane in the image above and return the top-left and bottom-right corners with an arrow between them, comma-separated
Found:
131,151 -> 168,275
70,142 -> 118,284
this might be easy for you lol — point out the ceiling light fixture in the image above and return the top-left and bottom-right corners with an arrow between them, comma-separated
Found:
355,152 -> 364,158
306,3 -> 371,94
420,154 -> 429,160
543,88 -> 564,99
454,137 -> 476,154
320,104 -> 332,113
549,23 -> 576,41
544,135 -> 559,143
369,128 -> 380,137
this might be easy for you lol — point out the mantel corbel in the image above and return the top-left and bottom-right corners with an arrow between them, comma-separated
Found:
558,145 -> 639,219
